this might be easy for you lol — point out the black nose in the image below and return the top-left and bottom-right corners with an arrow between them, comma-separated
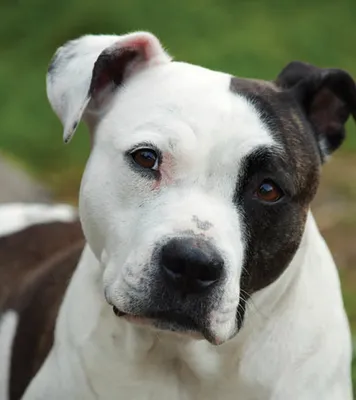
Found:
159,237 -> 224,294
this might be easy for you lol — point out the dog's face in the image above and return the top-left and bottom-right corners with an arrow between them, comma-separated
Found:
47,32 -> 356,345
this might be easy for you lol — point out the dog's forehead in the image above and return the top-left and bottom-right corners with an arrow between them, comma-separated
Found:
229,76 -> 321,161
101,62 -> 277,154
99,61 -> 320,178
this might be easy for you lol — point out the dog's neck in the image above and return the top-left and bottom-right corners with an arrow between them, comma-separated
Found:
26,212 -> 335,399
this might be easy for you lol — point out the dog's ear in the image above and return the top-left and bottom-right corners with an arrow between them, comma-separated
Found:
46,32 -> 171,143
275,61 -> 356,158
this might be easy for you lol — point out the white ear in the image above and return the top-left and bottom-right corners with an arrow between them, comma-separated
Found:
46,32 -> 171,143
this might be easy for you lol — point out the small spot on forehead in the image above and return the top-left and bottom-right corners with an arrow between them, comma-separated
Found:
192,215 -> 213,231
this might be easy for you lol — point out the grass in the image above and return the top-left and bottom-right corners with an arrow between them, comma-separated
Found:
1,0 -> 356,394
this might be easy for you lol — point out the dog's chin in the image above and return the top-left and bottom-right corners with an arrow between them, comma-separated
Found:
112,306 -> 222,345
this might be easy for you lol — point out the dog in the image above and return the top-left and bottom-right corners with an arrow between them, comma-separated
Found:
0,31 -> 355,399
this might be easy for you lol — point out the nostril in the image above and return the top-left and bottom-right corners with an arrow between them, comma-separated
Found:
162,263 -> 184,281
159,237 -> 224,293
194,260 -> 222,283
162,253 -> 185,278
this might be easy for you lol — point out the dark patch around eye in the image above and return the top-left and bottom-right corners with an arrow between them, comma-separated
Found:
234,146 -> 308,309
229,76 -> 322,330
234,147 -> 292,204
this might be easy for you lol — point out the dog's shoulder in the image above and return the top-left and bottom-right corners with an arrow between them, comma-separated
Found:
0,204 -> 85,400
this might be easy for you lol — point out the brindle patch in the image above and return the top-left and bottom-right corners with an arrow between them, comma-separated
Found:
229,76 -> 322,319
0,221 -> 85,400
0,221 -> 83,310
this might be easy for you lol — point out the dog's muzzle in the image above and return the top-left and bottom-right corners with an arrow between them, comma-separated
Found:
112,237 -> 227,344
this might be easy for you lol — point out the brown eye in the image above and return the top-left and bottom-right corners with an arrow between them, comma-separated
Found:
131,149 -> 158,170
256,180 -> 283,203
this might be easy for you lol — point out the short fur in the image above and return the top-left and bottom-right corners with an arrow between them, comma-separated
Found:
0,32 -> 355,399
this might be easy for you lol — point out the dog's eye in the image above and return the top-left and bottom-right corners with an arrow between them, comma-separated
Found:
255,180 -> 283,203
131,149 -> 159,170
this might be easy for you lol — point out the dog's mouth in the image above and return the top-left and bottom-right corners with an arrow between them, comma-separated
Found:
113,306 -> 157,329
112,306 -> 219,344
113,306 -> 127,318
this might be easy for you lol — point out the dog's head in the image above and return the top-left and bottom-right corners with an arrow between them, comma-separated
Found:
47,32 -> 356,345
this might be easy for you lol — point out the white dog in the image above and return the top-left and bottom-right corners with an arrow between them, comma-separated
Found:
1,31 -> 355,400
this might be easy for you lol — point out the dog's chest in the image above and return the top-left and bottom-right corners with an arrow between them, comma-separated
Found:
80,343 -> 235,400
79,366 -> 242,400
43,350 -> 241,400
57,328 -> 248,400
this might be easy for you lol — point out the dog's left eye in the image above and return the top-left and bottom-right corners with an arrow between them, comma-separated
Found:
255,180 -> 284,203
131,148 -> 159,170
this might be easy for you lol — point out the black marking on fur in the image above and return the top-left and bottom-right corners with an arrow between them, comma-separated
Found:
89,47 -> 138,97
230,76 -> 322,329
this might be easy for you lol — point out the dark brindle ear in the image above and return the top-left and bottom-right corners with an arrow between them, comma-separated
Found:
276,61 -> 356,157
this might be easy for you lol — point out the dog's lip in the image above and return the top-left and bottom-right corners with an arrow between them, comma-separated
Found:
112,306 -> 222,345
112,306 -> 150,323
112,306 -> 162,328
113,306 -> 127,317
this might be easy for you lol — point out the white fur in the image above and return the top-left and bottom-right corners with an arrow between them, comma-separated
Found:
0,311 -> 19,400
15,32 -> 353,399
0,203 -> 77,237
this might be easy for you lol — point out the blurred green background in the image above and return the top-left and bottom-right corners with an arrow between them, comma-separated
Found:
1,0 -> 356,394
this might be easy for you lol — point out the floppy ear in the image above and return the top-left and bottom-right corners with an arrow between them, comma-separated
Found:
275,61 -> 356,157
46,32 -> 171,143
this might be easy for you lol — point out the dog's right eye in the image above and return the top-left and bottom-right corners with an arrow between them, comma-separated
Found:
131,149 -> 159,170
255,179 -> 284,203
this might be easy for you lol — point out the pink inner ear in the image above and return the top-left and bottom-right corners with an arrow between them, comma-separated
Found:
115,32 -> 168,65
123,36 -> 153,60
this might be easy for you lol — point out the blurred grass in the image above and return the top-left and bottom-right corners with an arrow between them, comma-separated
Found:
1,0 -> 356,394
